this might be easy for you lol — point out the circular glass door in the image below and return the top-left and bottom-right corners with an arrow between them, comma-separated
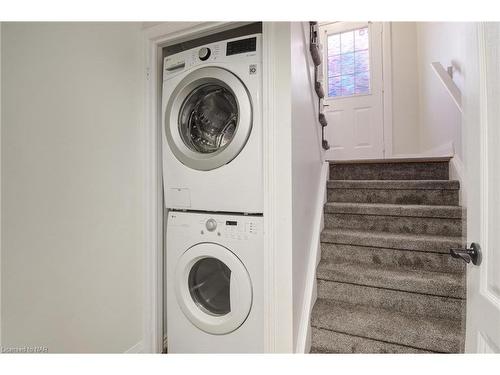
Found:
179,84 -> 238,155
188,257 -> 231,316
165,67 -> 253,171
174,243 -> 252,335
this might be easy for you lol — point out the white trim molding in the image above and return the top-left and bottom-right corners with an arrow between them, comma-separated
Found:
450,154 -> 466,206
382,22 -> 394,159
262,22 -> 294,353
295,162 -> 329,353
125,341 -> 144,354
0,21 -> 3,349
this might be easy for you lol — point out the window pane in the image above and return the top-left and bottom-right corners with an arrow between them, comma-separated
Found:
355,71 -> 370,94
340,31 -> 354,53
341,52 -> 355,75
327,34 -> 341,56
328,76 -> 341,97
341,74 -> 355,96
354,27 -> 369,51
354,50 -> 369,73
326,26 -> 371,99
328,55 -> 341,77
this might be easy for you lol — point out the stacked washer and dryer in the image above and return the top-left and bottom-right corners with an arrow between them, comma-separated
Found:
162,33 -> 264,353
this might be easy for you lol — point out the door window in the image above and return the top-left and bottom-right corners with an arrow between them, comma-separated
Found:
188,257 -> 231,316
178,84 -> 238,154
327,27 -> 371,98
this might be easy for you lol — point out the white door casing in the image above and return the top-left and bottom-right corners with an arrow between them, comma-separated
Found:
464,22 -> 500,353
320,22 -> 385,161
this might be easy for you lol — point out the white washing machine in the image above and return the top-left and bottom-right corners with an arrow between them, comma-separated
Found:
162,34 -> 263,213
166,211 -> 264,353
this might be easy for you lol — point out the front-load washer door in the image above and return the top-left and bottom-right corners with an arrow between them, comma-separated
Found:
165,67 -> 252,171
174,242 -> 252,335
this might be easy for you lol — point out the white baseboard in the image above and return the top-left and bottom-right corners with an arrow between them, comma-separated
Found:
125,341 -> 144,354
450,154 -> 466,206
392,141 -> 455,159
295,161 -> 329,353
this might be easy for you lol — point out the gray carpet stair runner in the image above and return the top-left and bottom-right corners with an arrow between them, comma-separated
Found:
310,159 -> 466,353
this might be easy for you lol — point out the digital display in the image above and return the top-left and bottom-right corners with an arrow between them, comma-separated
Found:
226,37 -> 257,56
226,220 -> 238,226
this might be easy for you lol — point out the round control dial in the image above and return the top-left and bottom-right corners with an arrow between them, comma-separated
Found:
198,47 -> 211,61
205,218 -> 217,232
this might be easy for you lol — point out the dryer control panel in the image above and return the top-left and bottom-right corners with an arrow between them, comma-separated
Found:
168,211 -> 262,241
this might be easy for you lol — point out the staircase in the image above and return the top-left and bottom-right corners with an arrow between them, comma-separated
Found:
310,159 -> 466,353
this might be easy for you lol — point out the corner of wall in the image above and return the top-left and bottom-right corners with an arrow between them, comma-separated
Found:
295,161 -> 329,353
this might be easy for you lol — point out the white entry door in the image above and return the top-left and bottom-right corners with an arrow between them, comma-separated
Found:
464,23 -> 500,353
320,22 -> 385,160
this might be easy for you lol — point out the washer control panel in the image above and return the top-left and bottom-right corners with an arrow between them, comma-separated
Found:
163,33 -> 261,80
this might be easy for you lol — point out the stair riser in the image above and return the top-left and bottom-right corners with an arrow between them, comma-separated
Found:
311,301 -> 463,353
325,213 -> 462,236
321,243 -> 465,274
317,280 -> 465,321
321,230 -> 464,254
316,264 -> 465,298
328,188 -> 459,205
311,327 -> 432,353
330,162 -> 449,180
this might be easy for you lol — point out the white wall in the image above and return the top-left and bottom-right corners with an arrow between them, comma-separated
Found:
290,22 -> 324,350
387,22 -> 467,159
1,22 -> 144,353
416,22 -> 466,159
390,22 -> 420,155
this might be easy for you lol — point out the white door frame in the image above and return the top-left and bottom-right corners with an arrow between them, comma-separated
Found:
318,21 -> 393,159
142,21 -> 290,353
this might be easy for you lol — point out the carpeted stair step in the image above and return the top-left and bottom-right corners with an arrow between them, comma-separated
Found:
327,180 -> 460,206
311,299 -> 463,353
329,160 -> 449,181
321,228 -> 464,254
317,279 -> 465,321
316,260 -> 465,298
321,242 -> 465,274
310,327 -> 432,353
324,203 -> 462,236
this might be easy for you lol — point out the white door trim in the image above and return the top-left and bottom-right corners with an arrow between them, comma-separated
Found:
381,22 -> 393,158
0,21 -> 3,349
261,22 -> 294,352
142,21 -> 285,353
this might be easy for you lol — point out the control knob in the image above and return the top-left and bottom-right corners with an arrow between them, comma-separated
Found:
205,218 -> 217,232
198,47 -> 211,61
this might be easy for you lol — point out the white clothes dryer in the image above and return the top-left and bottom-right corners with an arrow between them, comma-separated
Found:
166,211 -> 264,353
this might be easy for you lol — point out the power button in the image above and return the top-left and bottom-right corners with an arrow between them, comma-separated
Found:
205,218 -> 217,232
